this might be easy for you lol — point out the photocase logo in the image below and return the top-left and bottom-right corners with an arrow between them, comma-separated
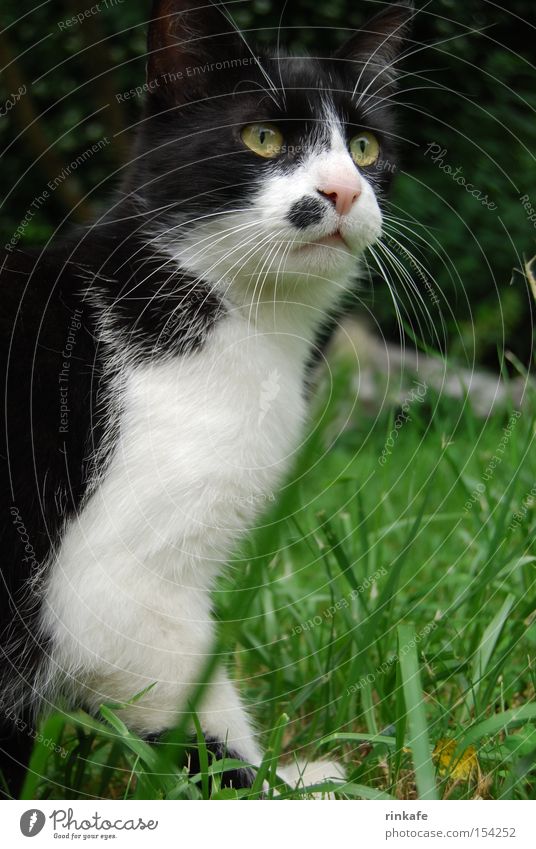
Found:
258,369 -> 280,425
20,809 -> 46,837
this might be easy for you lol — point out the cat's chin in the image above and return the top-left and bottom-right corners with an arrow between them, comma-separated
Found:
283,223 -> 380,277
283,239 -> 360,277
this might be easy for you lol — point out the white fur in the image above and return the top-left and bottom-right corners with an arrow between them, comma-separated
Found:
41,314 -> 306,747
40,102 -> 383,785
278,759 -> 346,797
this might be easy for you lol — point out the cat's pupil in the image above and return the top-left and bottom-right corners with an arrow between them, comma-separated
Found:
260,130 -> 266,144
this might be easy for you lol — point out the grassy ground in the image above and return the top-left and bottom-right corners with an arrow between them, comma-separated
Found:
18,358 -> 536,800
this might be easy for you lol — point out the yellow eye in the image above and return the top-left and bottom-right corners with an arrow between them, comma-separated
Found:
350,131 -> 380,167
241,123 -> 284,159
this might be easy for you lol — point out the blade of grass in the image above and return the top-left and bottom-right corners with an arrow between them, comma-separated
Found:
21,713 -> 67,800
463,593 -> 515,719
321,515 -> 361,594
192,713 -> 209,799
267,713 -> 289,798
397,623 -> 438,800
278,779 -> 394,800
393,647 -> 407,785
458,704 -> 536,749
317,732 -> 396,747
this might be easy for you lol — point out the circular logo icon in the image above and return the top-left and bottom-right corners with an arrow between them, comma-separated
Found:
20,810 -> 46,837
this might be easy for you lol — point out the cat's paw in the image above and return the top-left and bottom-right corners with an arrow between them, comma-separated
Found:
278,759 -> 346,798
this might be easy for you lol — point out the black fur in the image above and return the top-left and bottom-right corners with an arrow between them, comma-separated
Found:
153,736 -> 257,792
287,196 -> 327,229
0,720 -> 34,799
187,737 -> 256,792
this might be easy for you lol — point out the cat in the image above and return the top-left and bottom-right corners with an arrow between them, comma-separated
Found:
0,0 -> 412,797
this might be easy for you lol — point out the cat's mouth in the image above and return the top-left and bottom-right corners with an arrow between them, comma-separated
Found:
294,229 -> 350,252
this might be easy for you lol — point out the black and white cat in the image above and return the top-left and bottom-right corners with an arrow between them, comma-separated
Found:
0,0 -> 412,796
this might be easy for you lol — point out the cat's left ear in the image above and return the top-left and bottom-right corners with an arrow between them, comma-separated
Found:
146,0 -> 245,105
334,1 -> 414,90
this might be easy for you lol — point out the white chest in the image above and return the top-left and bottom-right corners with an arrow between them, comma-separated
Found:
97,316 -> 307,562
41,314 -> 309,706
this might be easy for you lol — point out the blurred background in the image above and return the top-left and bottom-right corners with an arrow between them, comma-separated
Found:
1,0 -> 534,371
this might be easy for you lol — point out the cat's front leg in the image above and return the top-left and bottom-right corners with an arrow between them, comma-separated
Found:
191,667 -> 261,789
191,670 -> 346,796
143,669 -> 344,795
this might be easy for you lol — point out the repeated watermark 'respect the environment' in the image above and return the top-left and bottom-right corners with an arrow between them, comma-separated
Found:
0,694 -> 69,760
464,409 -> 521,513
58,0 -> 124,30
384,235 -> 440,307
509,482 -> 536,531
346,620 -> 437,695
520,194 -> 536,231
291,567 -> 387,637
5,138 -> 110,253
116,56 -> 263,102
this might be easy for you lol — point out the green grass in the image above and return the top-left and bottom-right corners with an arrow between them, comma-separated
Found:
15,359 -> 536,800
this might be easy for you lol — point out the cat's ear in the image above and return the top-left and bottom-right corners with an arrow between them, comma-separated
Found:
147,0 -> 244,104
334,1 -> 414,90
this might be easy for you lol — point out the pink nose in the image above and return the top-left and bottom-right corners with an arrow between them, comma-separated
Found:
318,181 -> 361,216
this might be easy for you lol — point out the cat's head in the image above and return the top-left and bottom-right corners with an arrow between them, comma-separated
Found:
133,0 -> 412,302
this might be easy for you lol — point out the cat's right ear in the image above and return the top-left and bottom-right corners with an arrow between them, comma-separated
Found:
146,0 -> 244,105
334,1 -> 414,92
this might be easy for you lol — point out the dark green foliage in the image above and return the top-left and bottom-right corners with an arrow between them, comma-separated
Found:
1,1 -> 534,365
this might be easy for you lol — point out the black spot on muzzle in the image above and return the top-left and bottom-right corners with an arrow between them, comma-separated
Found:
287,195 -> 326,229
